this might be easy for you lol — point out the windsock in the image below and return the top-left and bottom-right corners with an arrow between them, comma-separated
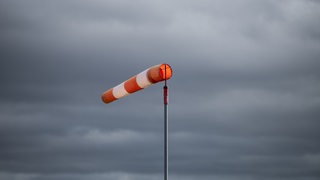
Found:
101,64 -> 172,104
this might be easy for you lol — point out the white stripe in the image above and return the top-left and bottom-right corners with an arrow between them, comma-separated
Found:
136,69 -> 152,88
112,82 -> 129,99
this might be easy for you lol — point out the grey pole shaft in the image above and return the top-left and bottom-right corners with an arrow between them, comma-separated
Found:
164,85 -> 168,180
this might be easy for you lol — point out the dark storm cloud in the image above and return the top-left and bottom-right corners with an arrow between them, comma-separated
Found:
1,0 -> 320,180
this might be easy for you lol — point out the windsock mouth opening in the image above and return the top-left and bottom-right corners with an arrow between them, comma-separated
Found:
160,64 -> 172,80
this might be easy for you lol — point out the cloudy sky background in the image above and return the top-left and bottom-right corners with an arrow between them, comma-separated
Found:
1,0 -> 320,179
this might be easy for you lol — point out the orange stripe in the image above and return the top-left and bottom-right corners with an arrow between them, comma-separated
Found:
124,75 -> 142,93
147,64 -> 162,83
101,88 -> 117,104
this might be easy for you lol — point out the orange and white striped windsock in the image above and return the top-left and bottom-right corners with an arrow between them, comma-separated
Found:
101,64 -> 172,104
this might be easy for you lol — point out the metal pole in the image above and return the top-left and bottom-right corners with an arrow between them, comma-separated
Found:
164,84 -> 168,180
163,64 -> 169,180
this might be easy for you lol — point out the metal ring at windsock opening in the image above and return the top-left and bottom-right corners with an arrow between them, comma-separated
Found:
101,64 -> 172,104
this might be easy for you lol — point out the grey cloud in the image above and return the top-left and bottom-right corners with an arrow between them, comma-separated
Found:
1,0 -> 320,180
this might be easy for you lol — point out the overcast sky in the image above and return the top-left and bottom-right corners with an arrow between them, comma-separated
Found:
1,0 -> 320,180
